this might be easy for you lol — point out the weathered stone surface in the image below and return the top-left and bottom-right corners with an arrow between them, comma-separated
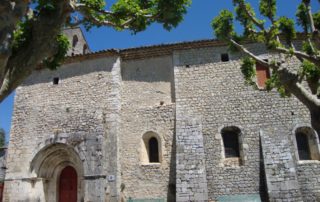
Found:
3,30 -> 320,202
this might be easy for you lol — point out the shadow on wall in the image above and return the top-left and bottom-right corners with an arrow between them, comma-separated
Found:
23,56 -> 118,86
121,57 -> 173,83
259,137 -> 269,202
167,121 -> 176,202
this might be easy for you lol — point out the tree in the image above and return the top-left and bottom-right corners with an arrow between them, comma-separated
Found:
0,0 -> 191,103
0,129 -> 5,147
212,0 -> 320,134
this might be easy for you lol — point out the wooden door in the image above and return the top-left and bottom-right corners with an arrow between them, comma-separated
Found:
256,64 -> 270,88
59,166 -> 77,202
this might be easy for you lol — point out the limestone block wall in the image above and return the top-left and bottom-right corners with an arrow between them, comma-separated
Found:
4,38 -> 320,202
175,115 -> 208,202
4,56 -> 120,202
296,162 -> 320,201
119,56 -> 175,201
261,128 -> 303,201
173,44 -> 316,201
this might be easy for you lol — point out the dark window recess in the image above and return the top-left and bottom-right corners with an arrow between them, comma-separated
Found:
72,35 -> 78,47
221,53 -> 229,62
53,77 -> 59,85
169,183 -> 176,195
148,137 -> 159,162
296,132 -> 311,160
83,44 -> 88,54
222,130 -> 240,158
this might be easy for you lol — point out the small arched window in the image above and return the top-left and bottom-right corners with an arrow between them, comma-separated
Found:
222,129 -> 240,158
148,137 -> 159,162
72,35 -> 78,48
141,132 -> 161,164
295,127 -> 320,161
83,44 -> 88,54
221,126 -> 243,166
296,132 -> 311,160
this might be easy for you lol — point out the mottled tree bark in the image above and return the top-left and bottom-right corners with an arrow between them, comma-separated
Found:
0,1 -> 29,89
278,68 -> 320,135
0,0 -> 71,102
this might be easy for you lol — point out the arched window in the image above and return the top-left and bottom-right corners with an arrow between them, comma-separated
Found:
221,126 -> 243,166
296,132 -> 311,160
295,127 -> 320,161
72,35 -> 78,48
83,44 -> 88,54
222,129 -> 240,158
148,137 -> 159,162
141,132 -> 161,164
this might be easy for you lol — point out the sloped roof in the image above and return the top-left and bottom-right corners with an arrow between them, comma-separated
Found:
63,33 -> 307,63
64,38 -> 227,63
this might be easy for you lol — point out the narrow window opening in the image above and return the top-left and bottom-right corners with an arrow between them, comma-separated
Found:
256,63 -> 270,88
296,132 -> 312,160
222,130 -> 240,158
53,77 -> 59,85
148,137 -> 159,162
83,44 -> 88,54
72,35 -> 78,48
221,53 -> 229,62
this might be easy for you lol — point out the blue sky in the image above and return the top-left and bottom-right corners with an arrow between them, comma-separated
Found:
0,0 -> 319,142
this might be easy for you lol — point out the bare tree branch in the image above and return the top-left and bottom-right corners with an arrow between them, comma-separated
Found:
275,46 -> 320,66
237,1 -> 265,31
302,0 -> 320,47
75,3 -> 114,15
230,39 -> 270,66
278,68 -> 320,110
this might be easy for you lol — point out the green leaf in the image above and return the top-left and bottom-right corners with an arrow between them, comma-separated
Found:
109,0 -> 191,33
79,0 -> 190,33
313,12 -> 320,30
259,0 -> 276,20
241,57 -> 256,84
12,20 -> 33,54
235,3 -> 255,36
212,10 -> 235,40
44,34 -> 70,70
0,129 -> 5,147
302,41 -> 317,55
265,73 -> 290,97
296,3 -> 309,32
300,59 -> 320,80
278,17 -> 296,45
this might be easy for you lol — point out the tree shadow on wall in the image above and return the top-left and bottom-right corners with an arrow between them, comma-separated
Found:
259,136 -> 269,202
166,123 -> 176,202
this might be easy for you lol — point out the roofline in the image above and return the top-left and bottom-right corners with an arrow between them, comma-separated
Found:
63,38 -> 227,63
63,33 -> 307,64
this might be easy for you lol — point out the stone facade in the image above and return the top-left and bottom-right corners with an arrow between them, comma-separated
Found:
3,30 -> 320,201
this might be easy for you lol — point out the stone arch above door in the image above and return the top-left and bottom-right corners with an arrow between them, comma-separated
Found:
30,143 -> 84,202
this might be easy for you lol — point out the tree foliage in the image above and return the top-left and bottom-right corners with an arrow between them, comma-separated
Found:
0,129 -> 5,147
212,0 -> 320,133
0,0 -> 191,102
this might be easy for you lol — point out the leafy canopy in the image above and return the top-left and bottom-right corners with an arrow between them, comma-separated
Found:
212,0 -> 320,98
0,129 -> 5,147
13,0 -> 191,70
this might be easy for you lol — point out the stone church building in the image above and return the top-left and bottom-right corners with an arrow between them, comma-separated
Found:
3,28 -> 320,201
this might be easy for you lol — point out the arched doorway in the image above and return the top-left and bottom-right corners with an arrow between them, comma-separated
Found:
30,143 -> 84,201
59,166 -> 77,202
